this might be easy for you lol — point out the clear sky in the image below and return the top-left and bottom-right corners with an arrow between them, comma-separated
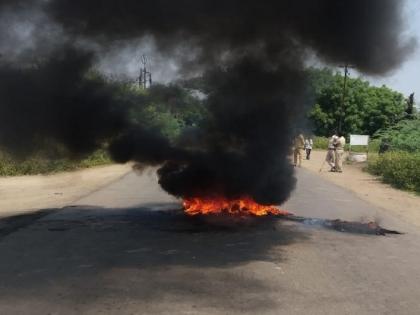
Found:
363,0 -> 420,101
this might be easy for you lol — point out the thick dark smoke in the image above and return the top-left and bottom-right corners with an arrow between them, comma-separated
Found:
0,46 -> 179,165
0,0 -> 415,205
44,0 -> 414,74
158,57 -> 307,203
0,47 -> 127,156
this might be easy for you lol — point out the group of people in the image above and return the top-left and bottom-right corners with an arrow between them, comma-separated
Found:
325,133 -> 346,173
293,134 -> 313,167
292,132 -> 346,173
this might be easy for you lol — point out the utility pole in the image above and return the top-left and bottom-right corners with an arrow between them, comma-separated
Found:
139,54 -> 152,89
338,64 -> 352,134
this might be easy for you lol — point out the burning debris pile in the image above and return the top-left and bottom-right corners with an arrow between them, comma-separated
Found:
0,0 -> 415,214
183,196 -> 290,217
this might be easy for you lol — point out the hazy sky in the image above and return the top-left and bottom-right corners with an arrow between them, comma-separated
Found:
362,0 -> 420,100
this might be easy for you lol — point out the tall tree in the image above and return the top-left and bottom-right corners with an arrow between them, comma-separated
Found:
307,68 -> 406,136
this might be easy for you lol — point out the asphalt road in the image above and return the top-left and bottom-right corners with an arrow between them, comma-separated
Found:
1,168 -> 420,315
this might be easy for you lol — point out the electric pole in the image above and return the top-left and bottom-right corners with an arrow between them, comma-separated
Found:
338,64 -> 353,134
139,54 -> 152,89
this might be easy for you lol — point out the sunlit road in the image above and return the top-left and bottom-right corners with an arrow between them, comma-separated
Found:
1,168 -> 420,315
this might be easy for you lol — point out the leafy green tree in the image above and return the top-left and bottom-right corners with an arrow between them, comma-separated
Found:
146,84 -> 206,127
306,67 -> 336,96
307,68 -> 406,136
126,83 -> 206,141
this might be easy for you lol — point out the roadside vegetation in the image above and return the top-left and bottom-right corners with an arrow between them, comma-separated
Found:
0,149 -> 112,176
0,78 -> 206,176
1,67 -> 418,190
372,119 -> 420,153
366,120 -> 420,194
313,127 -> 419,194
367,151 -> 420,193
307,68 -> 419,194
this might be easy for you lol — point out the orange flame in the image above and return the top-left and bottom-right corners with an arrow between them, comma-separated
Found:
183,196 -> 290,216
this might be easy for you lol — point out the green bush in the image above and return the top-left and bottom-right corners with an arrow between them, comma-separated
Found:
367,139 -> 380,153
367,151 -> 420,193
0,150 -> 112,176
373,119 -> 420,153
313,136 -> 329,150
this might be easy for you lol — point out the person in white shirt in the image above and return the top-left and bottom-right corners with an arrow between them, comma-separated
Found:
304,137 -> 313,160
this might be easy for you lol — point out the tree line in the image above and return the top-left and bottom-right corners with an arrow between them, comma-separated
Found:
306,68 -> 417,137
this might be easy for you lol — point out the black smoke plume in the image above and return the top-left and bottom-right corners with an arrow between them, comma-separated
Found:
159,57 -> 307,203
0,0 -> 415,205
0,47 -> 127,157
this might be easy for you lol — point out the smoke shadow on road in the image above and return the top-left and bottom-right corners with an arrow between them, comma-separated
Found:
0,204 -> 309,313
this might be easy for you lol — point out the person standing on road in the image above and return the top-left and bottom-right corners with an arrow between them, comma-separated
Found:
293,133 -> 305,167
326,133 -> 337,171
304,137 -> 313,160
334,133 -> 346,173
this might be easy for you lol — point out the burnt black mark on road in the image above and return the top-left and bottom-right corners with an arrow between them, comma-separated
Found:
0,205 -> 404,312
283,215 -> 403,236
0,209 -> 57,240
32,207 -> 307,268
0,205 -> 307,313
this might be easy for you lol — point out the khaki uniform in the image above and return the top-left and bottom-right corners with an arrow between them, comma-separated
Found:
335,136 -> 346,172
293,134 -> 305,167
326,135 -> 337,169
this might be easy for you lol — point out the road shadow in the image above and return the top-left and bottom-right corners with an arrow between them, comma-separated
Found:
0,208 -> 56,239
0,204 -> 308,314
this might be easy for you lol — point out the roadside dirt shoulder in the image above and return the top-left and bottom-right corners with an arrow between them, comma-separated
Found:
0,164 -> 132,217
301,150 -> 420,228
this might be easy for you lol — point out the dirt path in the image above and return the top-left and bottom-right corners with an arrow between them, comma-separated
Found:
301,150 -> 420,228
0,164 -> 132,217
